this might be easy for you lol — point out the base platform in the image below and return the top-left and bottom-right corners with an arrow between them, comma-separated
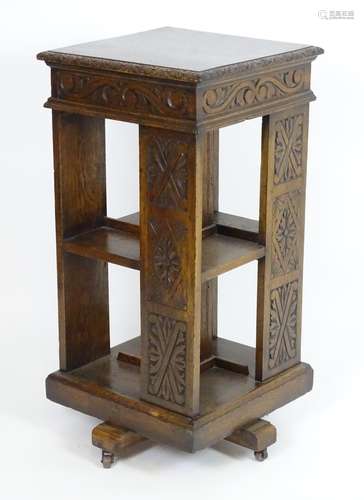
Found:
46,337 -> 313,453
92,418 -> 277,467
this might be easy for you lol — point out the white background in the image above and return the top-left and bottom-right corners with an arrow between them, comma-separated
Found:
1,1 -> 363,499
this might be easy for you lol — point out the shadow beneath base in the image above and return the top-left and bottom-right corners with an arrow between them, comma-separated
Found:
211,439 -> 252,461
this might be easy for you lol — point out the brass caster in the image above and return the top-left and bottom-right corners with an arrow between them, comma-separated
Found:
254,449 -> 268,462
101,450 -> 115,468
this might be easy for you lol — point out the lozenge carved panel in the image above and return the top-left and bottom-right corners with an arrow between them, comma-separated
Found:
268,280 -> 298,370
147,313 -> 187,406
272,190 -> 301,277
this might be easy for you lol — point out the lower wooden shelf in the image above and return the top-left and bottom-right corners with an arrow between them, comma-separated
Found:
117,335 -> 253,374
46,337 -> 313,452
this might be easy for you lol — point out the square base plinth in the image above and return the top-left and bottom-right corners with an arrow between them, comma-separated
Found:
46,339 -> 313,452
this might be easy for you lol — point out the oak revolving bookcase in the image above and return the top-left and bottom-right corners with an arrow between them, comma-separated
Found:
38,27 -> 323,467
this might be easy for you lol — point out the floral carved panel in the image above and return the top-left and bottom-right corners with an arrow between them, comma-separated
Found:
147,313 -> 186,406
147,218 -> 187,310
272,190 -> 301,277
274,113 -> 304,185
268,280 -> 298,370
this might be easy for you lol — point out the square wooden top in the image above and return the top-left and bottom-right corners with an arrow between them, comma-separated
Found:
38,27 -> 323,82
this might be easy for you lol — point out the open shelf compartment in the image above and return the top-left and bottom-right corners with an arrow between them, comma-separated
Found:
63,211 -> 265,281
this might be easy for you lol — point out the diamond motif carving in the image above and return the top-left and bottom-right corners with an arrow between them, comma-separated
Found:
272,191 -> 301,277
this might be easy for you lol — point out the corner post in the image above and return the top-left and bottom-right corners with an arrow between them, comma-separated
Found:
52,111 -> 110,370
256,104 -> 309,381
139,126 -> 204,416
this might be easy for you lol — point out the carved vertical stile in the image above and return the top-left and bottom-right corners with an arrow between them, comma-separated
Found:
256,105 -> 309,381
139,126 -> 203,416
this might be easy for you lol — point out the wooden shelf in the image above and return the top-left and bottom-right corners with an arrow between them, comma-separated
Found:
63,226 -> 140,269
58,339 -> 257,420
117,336 -> 255,374
63,221 -> 265,280
202,233 -> 264,281
105,211 -> 260,242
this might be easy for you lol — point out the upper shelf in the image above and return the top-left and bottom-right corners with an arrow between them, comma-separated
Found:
64,226 -> 140,270
201,233 -> 264,281
63,212 -> 264,281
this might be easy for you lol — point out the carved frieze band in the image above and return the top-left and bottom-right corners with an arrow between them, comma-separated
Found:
202,67 -> 307,117
53,70 -> 195,119
147,312 -> 186,406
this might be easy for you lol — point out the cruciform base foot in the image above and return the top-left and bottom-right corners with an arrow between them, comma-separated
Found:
92,422 -> 147,468
225,419 -> 276,461
92,418 -> 276,467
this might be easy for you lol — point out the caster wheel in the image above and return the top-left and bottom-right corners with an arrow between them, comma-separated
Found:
254,449 -> 268,462
101,450 -> 114,469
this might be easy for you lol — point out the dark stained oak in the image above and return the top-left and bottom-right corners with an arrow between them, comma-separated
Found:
52,112 -> 110,370
43,27 -> 309,70
38,28 -> 322,133
38,27 -> 323,83
38,27 -> 322,464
